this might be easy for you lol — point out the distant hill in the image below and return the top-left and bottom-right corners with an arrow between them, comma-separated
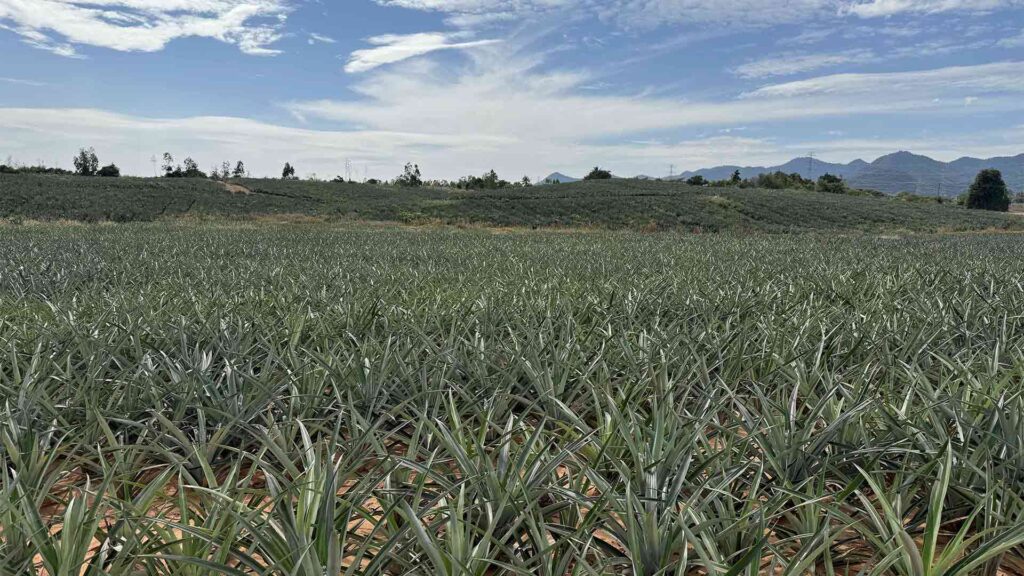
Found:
672,151 -> 1024,197
2,173 -> 1022,234
538,172 -> 579,184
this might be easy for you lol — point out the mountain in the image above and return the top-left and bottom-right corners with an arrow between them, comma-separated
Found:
671,152 -> 1024,197
538,172 -> 580,184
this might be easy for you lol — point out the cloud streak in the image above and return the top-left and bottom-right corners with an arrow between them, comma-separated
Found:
345,32 -> 500,73
733,50 -> 877,78
376,0 -> 1023,27
843,0 -> 1023,17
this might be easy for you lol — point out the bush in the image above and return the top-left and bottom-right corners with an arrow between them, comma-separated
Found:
817,173 -> 847,194
583,167 -> 612,180
686,175 -> 708,186
97,164 -> 121,178
751,171 -> 814,190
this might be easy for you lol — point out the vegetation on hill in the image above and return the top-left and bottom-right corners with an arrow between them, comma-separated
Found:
2,225 -> 1024,574
583,166 -> 613,180
1,173 -> 1022,232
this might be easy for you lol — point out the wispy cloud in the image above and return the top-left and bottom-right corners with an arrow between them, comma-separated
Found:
377,0 -> 1021,28
282,47 -> 1024,178
308,32 -> 337,45
0,0 -> 291,56
1000,28 -> 1024,47
345,32 -> 500,73
0,76 -> 47,87
843,0 -> 1023,17
733,50 -> 876,78
4,105 -> 1020,179
744,61 -> 1024,98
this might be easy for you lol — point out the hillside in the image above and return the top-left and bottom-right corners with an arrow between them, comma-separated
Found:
670,151 -> 1024,196
1,173 -> 1022,233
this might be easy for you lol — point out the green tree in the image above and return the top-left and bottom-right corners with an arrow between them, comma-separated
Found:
729,170 -> 742,185
182,157 -> 205,178
97,163 -> 120,177
161,153 -> 176,176
966,169 -> 1011,212
232,161 -> 246,178
583,167 -> 612,180
816,173 -> 847,194
282,162 -> 296,179
73,147 -> 99,176
686,175 -> 708,186
396,163 -> 422,187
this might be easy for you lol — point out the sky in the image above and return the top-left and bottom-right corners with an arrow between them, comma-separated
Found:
1,0 -> 1023,180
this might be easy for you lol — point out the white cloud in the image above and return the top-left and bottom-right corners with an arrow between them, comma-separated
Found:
292,54 -> 1024,146
0,76 -> 46,86
345,32 -> 500,73
3,99 -> 1022,180
1000,29 -> 1024,47
0,0 -> 290,56
377,0 -> 1022,28
733,50 -> 876,78
3,105 -> 1021,180
843,0 -> 1023,17
3,44 -> 1023,179
606,0 -> 839,26
377,0 -> 842,26
744,61 -> 1024,98
308,32 -> 336,44
279,53 -> 1024,176
0,106 -> 516,179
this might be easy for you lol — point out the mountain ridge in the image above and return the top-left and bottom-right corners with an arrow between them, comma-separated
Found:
543,152 -> 1024,196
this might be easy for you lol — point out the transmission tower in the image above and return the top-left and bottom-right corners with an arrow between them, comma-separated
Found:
808,152 -> 815,178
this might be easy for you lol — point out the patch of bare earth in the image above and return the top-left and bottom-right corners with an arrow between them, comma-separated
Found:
220,181 -> 252,195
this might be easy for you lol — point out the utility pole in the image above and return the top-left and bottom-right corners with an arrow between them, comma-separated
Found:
150,155 -> 157,177
345,158 -> 352,182
808,152 -> 815,179
669,164 -> 675,179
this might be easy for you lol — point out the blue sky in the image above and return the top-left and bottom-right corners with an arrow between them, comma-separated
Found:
1,0 -> 1022,180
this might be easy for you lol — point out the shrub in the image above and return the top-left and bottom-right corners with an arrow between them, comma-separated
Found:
817,173 -> 847,194
97,164 -> 121,178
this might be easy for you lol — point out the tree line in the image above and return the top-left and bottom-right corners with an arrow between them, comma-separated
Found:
0,150 -> 1018,212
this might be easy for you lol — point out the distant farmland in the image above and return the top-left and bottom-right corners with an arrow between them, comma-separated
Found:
1,173 -> 1022,233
